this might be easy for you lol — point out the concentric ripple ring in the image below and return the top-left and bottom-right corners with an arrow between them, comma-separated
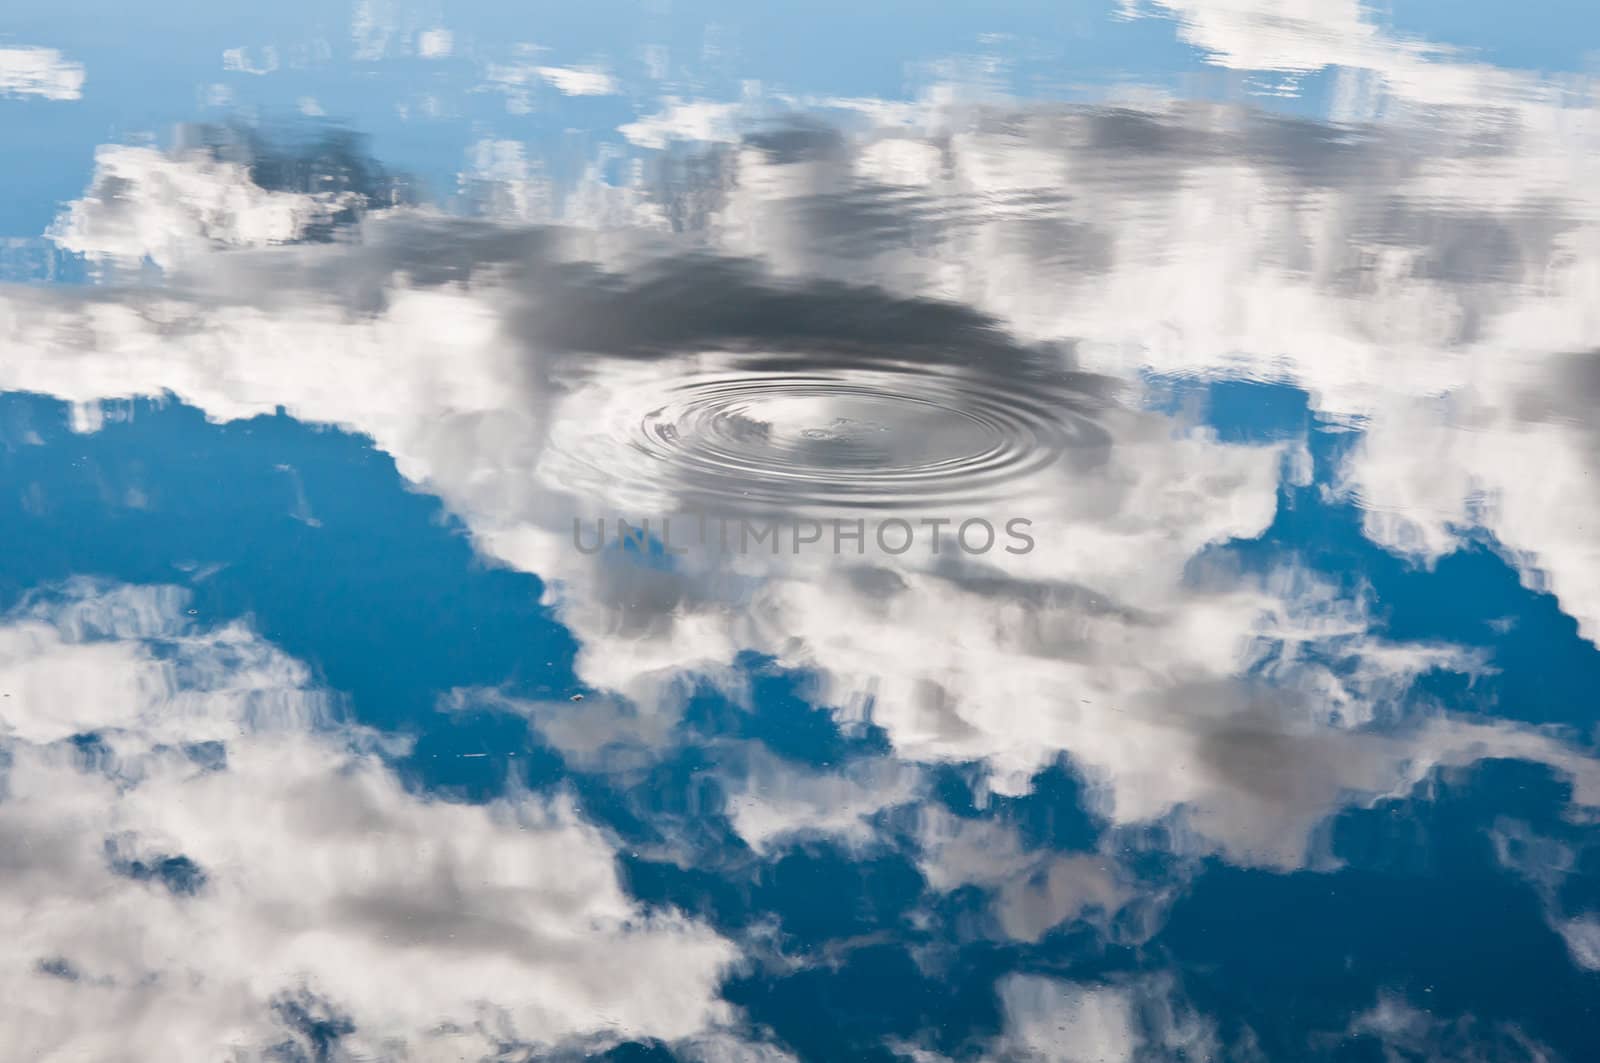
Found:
542,353 -> 1110,513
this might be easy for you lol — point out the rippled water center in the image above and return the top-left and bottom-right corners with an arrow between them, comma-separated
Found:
544,353 -> 1109,513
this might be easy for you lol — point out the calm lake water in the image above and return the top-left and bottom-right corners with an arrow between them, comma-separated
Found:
3,2 -> 1600,1060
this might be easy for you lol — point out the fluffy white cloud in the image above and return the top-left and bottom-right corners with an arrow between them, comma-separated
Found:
994,972 -> 1218,1063
48,146 -> 363,269
222,46 -> 279,76
620,99 -> 746,148
916,809 -> 1132,943
722,752 -> 922,854
0,45 -> 85,100
536,64 -> 620,96
418,28 -> 453,59
0,580 -> 740,1060
484,52 -> 621,113
1120,0 -> 1566,113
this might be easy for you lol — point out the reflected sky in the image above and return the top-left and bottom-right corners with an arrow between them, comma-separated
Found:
3,2 -> 1600,1061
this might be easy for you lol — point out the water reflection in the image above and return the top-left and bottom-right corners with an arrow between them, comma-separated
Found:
3,1 -> 1600,1060
542,349 -> 1111,515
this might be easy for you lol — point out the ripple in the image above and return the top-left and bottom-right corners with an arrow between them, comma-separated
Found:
542,352 -> 1109,513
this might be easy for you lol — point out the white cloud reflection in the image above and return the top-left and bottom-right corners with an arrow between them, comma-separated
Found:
0,45 -> 85,101
993,971 -> 1218,1063
0,581 -> 741,1059
49,146 -> 363,269
537,64 -> 620,97
1122,0 -> 1581,112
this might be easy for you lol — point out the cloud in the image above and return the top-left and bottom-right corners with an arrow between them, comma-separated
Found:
484,53 -> 621,112
0,45 -> 85,100
350,0 -> 399,62
722,752 -> 922,854
0,580 -> 740,1060
47,145 -> 365,269
621,99 -> 745,148
418,28 -> 452,59
536,64 -> 620,96
916,809 -> 1132,943
1119,0 -> 1574,112
222,46 -> 279,76
994,972 -> 1218,1063
1346,993 -> 1556,1062
1491,818 -> 1600,977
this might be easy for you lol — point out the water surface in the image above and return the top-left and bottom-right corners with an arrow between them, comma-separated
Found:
3,2 -> 1600,1060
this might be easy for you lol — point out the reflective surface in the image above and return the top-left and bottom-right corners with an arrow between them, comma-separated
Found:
4,2 -> 1600,1060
